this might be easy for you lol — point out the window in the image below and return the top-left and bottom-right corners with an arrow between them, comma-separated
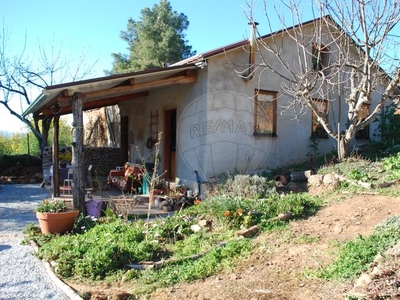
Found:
311,99 -> 328,139
254,90 -> 277,136
312,43 -> 329,71
356,103 -> 370,139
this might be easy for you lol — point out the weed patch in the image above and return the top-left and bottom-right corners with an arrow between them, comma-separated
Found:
313,216 -> 400,280
25,184 -> 322,295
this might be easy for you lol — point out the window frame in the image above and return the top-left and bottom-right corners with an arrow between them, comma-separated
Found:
254,89 -> 278,137
312,43 -> 329,72
311,99 -> 329,139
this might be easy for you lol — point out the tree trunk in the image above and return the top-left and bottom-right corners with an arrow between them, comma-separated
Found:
338,127 -> 356,160
71,92 -> 86,215
39,116 -> 52,188
52,115 -> 60,197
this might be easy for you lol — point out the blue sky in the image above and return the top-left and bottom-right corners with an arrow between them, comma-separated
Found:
1,0 -> 276,132
2,1 -> 398,133
1,0 -> 274,78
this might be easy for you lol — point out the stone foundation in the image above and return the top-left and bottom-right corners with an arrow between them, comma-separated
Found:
85,147 -> 125,176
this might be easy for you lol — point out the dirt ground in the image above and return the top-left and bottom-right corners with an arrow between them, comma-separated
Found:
3,164 -> 399,299
64,190 -> 400,300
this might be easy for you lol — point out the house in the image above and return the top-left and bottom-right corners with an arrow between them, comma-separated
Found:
23,16 -> 389,195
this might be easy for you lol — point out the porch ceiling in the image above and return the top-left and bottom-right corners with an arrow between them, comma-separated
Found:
24,65 -> 197,118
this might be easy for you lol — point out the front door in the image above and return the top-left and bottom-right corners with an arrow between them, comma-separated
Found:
163,109 -> 177,181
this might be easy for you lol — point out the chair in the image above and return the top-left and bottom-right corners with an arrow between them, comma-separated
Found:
61,168 -> 73,195
107,163 -> 143,193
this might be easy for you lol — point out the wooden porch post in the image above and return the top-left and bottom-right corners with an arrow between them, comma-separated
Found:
40,116 -> 52,189
71,92 -> 86,214
52,114 -> 60,197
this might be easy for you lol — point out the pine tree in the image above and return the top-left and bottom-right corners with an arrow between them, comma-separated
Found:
110,0 -> 195,74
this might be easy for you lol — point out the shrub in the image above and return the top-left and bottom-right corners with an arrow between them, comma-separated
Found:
217,174 -> 275,199
189,192 -> 322,229
375,215 -> 400,232
0,154 -> 41,171
382,153 -> 400,180
30,183 -> 322,287
37,219 -> 160,279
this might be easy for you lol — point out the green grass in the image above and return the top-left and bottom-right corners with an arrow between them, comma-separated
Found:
24,184 -> 322,296
292,233 -> 320,244
312,217 -> 400,280
132,238 -> 252,295
24,154 -> 400,298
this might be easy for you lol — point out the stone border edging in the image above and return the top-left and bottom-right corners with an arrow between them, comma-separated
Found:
30,241 -> 83,300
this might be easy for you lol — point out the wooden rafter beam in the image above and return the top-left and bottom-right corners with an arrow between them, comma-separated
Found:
40,91 -> 149,117
57,73 -> 197,104
36,71 -> 197,117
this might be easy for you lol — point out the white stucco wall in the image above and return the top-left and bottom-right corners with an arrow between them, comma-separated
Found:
120,22 -> 387,186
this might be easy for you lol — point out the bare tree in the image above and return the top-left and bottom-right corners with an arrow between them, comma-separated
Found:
0,26 -> 97,152
244,0 -> 400,159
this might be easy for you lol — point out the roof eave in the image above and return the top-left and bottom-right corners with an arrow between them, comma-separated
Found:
23,64 -> 197,117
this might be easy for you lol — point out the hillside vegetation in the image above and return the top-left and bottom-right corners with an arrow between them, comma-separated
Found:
22,145 -> 400,299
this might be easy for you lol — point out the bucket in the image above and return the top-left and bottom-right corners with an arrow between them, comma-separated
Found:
187,190 -> 193,197
86,199 -> 103,218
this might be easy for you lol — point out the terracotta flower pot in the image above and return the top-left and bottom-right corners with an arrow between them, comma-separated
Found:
36,210 -> 79,235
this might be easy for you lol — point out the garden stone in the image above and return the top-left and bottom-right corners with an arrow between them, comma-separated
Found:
354,273 -> 372,288
308,174 -> 323,186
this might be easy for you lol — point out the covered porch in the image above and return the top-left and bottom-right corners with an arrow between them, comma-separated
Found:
23,64 -> 197,213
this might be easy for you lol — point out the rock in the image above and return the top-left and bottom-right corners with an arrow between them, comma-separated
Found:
198,219 -> 212,231
159,200 -> 170,209
333,226 -> 343,234
277,211 -> 292,221
290,170 -> 313,182
373,253 -> 384,263
236,225 -> 259,237
190,224 -> 201,233
354,273 -> 372,288
370,266 -> 381,276
285,182 -> 306,193
162,205 -> 172,212
308,174 -> 323,186
386,241 -> 400,256
198,219 -> 209,227
322,173 -> 338,185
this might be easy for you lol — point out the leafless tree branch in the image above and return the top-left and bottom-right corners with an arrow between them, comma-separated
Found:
234,0 -> 400,158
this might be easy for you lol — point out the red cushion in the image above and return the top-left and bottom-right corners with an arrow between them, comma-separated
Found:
109,170 -> 124,177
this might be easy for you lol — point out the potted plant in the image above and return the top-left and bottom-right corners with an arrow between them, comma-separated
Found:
36,199 -> 79,235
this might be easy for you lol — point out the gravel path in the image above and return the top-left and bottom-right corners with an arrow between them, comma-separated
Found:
0,184 -> 70,300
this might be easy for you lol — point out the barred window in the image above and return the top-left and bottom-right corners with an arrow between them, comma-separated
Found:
254,90 -> 277,136
312,43 -> 330,71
